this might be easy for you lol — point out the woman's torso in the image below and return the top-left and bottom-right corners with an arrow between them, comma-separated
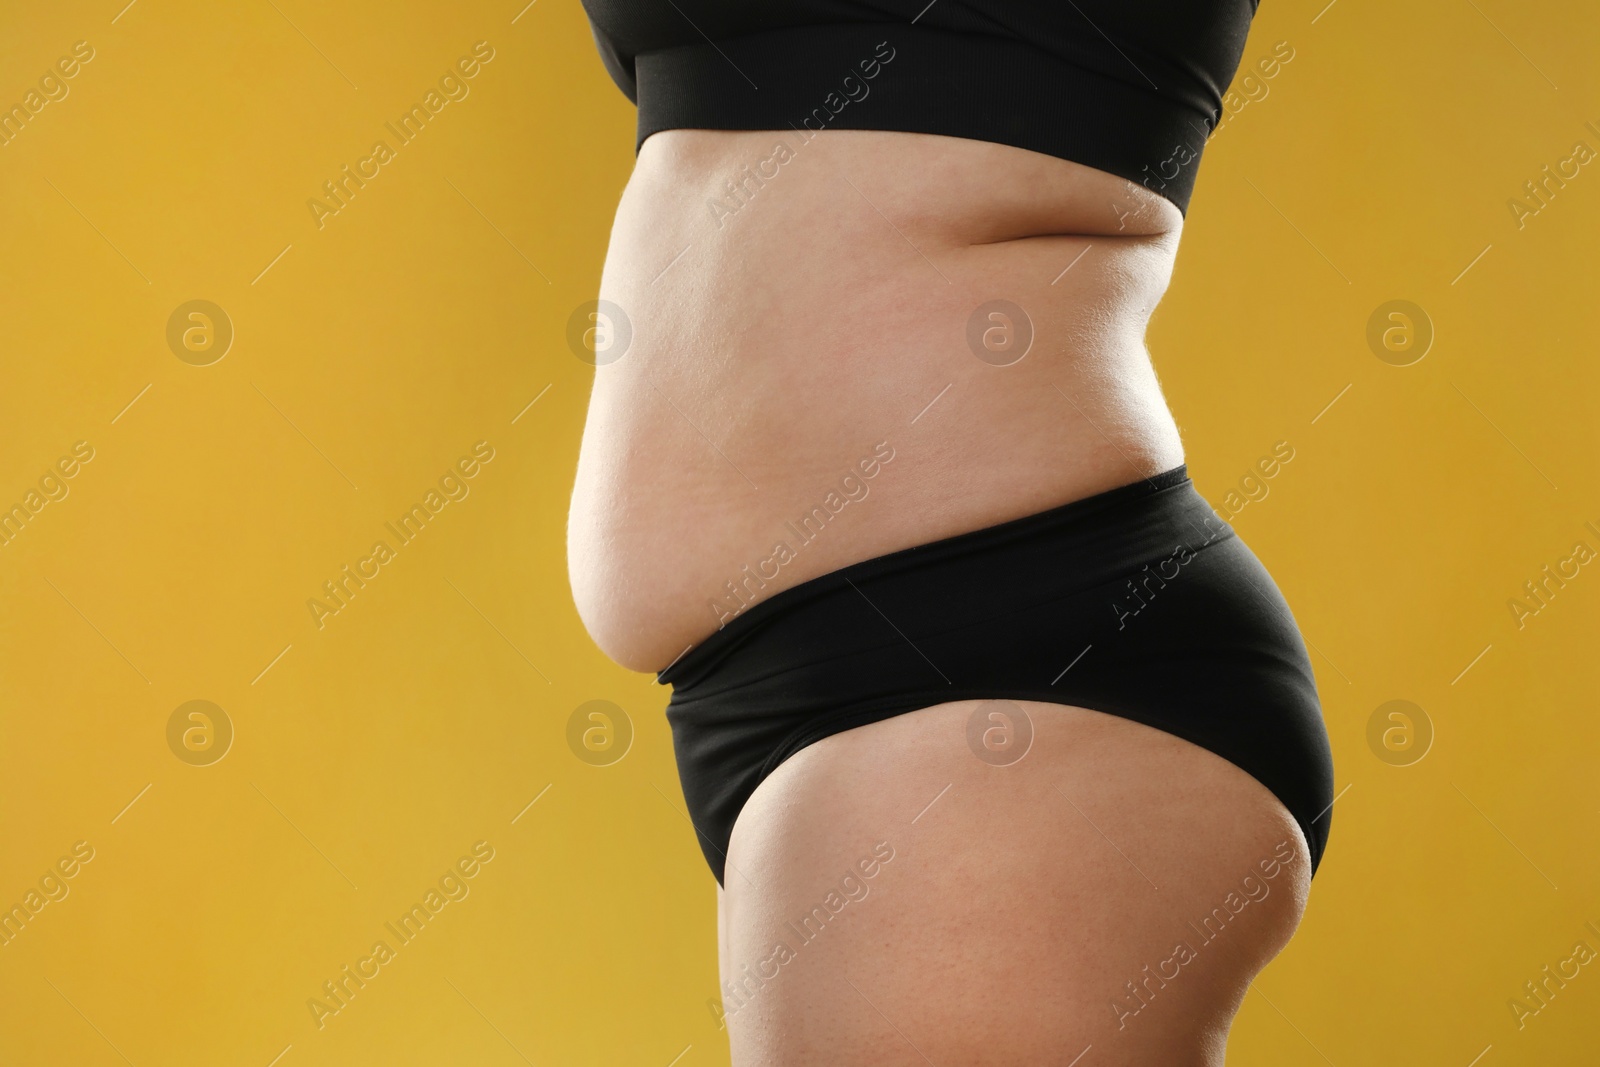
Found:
569,128 -> 1188,672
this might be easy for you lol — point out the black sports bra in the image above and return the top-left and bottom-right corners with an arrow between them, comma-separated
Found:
580,0 -> 1259,214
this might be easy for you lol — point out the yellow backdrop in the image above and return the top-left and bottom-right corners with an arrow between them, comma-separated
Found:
2,1 -> 1596,1064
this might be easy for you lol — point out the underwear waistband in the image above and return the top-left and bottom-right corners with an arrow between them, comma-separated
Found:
659,465 -> 1223,688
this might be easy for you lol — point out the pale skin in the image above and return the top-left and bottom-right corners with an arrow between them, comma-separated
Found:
568,128 -> 1312,1063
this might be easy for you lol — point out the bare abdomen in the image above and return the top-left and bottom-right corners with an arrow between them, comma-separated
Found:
568,129 -> 1188,672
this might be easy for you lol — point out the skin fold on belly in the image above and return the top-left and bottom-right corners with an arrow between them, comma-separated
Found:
568,129 -> 1189,673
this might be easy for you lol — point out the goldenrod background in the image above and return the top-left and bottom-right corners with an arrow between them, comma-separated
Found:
1,1 -> 1596,1064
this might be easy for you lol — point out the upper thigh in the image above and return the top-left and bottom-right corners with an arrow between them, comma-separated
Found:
719,699 -> 1312,1067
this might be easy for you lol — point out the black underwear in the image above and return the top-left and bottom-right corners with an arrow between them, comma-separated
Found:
658,467 -> 1334,887
580,1 -> 1260,214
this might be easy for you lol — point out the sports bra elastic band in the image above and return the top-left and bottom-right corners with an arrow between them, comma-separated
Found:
580,0 -> 1260,213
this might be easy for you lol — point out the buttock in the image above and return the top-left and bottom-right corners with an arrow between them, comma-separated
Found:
659,467 -> 1336,886
716,696 -> 1314,1066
